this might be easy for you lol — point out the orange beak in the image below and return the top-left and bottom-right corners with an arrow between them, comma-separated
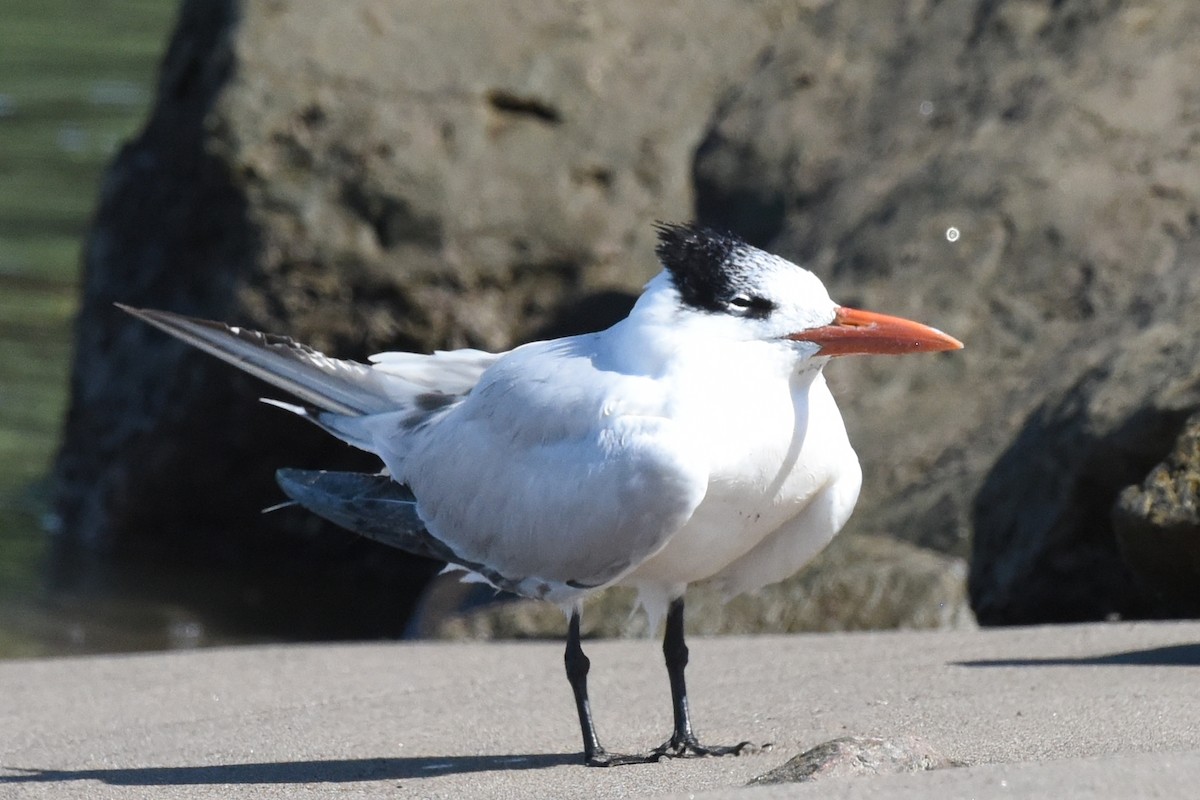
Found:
787,307 -> 963,356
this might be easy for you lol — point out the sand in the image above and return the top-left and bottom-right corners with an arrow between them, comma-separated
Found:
2,621 -> 1198,798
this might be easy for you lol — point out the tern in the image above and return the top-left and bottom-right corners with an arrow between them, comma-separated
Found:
119,222 -> 962,766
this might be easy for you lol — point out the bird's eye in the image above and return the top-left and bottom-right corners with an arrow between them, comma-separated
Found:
728,295 -> 776,318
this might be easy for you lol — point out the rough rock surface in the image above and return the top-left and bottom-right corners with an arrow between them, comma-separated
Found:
50,0 -> 798,637
1112,411 -> 1200,615
426,535 -> 973,640
689,0 -> 1200,622
970,330 -> 1200,624
748,736 -> 958,785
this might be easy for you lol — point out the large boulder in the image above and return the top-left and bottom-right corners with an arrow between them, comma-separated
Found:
50,0 -> 800,638
689,0 -> 1200,621
971,325 -> 1200,623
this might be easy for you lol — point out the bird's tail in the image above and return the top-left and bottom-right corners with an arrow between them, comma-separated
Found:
118,305 -> 405,417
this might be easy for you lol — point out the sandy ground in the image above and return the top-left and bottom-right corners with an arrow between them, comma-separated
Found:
2,621 -> 1198,799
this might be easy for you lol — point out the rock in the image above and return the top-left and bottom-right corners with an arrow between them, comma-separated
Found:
50,0 -> 791,637
690,0 -> 1200,622
971,326 -> 1200,624
748,735 -> 957,785
426,534 -> 974,639
55,0 -> 1200,638
1112,412 -> 1200,615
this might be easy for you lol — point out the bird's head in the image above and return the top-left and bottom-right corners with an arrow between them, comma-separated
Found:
651,222 -> 963,359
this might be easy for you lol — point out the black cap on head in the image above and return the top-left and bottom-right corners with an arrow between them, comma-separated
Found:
654,222 -> 758,313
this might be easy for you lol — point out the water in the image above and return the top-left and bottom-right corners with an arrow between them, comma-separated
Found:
0,0 -> 182,657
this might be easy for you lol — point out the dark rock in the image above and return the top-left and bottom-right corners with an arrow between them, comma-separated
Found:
426,534 -> 974,639
1113,412 -> 1200,615
748,735 -> 957,785
970,327 -> 1200,624
50,0 -> 794,638
691,0 -> 1200,622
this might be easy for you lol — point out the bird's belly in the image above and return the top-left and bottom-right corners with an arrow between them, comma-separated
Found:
620,372 -> 853,590
622,495 -> 795,587
621,439 -> 838,589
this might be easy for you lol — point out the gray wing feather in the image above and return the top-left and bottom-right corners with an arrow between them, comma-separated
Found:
118,305 -> 395,416
370,349 -> 502,395
275,468 -> 434,553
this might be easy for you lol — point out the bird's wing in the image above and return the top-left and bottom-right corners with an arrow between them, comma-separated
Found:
395,339 -> 711,599
123,307 -> 709,600
369,349 -> 501,395
275,468 -> 433,554
118,306 -> 401,416
119,304 -> 499,426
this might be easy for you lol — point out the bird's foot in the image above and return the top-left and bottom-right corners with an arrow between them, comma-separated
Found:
650,733 -> 766,760
585,748 -> 664,767
584,738 -> 766,767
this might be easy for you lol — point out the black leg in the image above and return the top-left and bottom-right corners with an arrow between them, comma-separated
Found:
565,609 -> 660,766
565,608 -> 608,765
563,600 -> 762,767
663,595 -> 695,742
649,597 -> 759,759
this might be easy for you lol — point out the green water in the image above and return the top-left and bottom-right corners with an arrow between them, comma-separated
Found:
0,0 -> 180,657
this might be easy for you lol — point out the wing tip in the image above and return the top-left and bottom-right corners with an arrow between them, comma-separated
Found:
114,302 -> 149,321
115,303 -> 216,337
275,467 -> 321,495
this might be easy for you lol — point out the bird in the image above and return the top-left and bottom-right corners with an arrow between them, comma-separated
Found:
119,222 -> 962,767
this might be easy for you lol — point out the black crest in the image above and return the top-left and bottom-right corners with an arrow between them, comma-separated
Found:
653,222 -> 757,313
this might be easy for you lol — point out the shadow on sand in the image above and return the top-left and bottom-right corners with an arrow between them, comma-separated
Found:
957,642 -> 1200,668
0,753 -> 581,786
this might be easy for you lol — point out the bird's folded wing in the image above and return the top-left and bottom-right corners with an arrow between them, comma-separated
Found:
398,347 -> 712,597
369,349 -> 502,395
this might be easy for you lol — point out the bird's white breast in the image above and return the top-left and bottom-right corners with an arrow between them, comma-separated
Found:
622,346 -> 859,593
